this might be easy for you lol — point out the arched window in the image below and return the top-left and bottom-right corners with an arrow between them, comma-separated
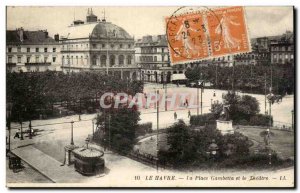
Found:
92,55 -> 97,65
71,56 -> 73,65
109,55 -> 115,66
101,55 -> 107,67
81,56 -> 83,65
127,55 -> 132,65
76,56 -> 78,65
118,55 -> 124,65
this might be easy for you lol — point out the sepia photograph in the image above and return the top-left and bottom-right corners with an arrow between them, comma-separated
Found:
5,5 -> 295,188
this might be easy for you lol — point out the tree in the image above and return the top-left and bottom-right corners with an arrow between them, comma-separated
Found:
96,105 -> 140,155
222,92 -> 260,122
162,120 -> 198,167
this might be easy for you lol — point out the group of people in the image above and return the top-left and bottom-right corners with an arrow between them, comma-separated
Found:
173,110 -> 192,120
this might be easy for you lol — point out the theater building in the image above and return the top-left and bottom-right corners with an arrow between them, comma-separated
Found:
61,9 -> 140,80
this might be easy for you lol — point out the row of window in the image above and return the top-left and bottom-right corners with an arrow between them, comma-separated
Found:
8,47 -> 56,53
91,55 -> 133,66
141,47 -> 166,54
62,55 -> 133,66
8,55 -> 56,63
92,43 -> 132,49
273,54 -> 294,59
271,46 -> 293,51
139,55 -> 168,62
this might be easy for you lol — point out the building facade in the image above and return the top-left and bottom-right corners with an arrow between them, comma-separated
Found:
6,28 -> 61,72
61,9 -> 140,80
270,31 -> 294,65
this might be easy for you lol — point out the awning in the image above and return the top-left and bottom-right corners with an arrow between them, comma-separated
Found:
172,73 -> 187,81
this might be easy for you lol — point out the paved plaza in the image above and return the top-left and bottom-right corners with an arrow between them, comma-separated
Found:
7,83 -> 294,184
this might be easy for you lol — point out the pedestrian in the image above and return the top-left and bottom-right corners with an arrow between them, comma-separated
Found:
188,110 -> 191,118
174,112 -> 177,120
14,132 -> 19,139
79,114 -> 81,121
185,99 -> 189,107
177,82 -> 179,87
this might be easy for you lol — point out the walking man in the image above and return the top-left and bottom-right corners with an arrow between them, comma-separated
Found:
188,110 -> 191,118
174,112 -> 177,120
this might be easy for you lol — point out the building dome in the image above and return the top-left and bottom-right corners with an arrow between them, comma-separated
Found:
91,22 -> 132,39
62,21 -> 132,40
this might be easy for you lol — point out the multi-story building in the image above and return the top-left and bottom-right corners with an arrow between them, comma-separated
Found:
135,35 -> 173,83
270,31 -> 294,65
6,28 -> 61,72
60,9 -> 140,80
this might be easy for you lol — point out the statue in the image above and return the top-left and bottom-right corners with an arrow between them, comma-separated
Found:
219,105 -> 230,121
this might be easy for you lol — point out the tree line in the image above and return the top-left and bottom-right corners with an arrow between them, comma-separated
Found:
6,71 -> 144,121
185,64 -> 294,95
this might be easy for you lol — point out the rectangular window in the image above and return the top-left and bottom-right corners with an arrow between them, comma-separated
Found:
27,56 -> 30,63
53,57 -> 56,62
53,48 -> 56,52
92,44 -> 97,49
120,44 -> 123,48
44,56 -> 48,63
17,56 -> 21,63
274,55 -> 277,59
291,54 -> 294,59
128,44 -> 131,48
8,56 -> 12,63
27,48 -> 30,53
8,47 -> 12,53
285,54 -> 288,59
17,47 -> 21,52
36,48 -> 39,52
36,56 -> 40,63
44,48 -> 48,53
102,44 -> 105,48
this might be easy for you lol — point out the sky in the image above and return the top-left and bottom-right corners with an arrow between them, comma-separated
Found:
6,6 -> 294,39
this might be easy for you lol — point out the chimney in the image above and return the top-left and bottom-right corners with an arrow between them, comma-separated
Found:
44,30 -> 49,38
54,34 -> 59,41
17,27 -> 24,42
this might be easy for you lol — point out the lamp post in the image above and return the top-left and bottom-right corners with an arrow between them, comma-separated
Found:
92,118 -> 96,138
6,102 -> 13,153
291,110 -> 294,130
156,89 -> 159,172
164,74 -> 167,111
70,121 -> 74,145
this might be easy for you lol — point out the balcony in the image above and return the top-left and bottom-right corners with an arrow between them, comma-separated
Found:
25,62 -> 51,66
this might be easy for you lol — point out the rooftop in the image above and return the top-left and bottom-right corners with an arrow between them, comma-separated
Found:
6,28 -> 58,45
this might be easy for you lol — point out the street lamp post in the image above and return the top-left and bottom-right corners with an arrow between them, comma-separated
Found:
197,85 -> 199,116
20,118 -> 24,140
70,121 -> 74,145
291,110 -> 294,130
6,102 -> 13,153
156,89 -> 159,172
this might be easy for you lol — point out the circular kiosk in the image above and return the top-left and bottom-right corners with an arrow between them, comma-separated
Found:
73,147 -> 105,176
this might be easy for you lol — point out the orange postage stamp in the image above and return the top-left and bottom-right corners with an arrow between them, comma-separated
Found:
165,12 -> 209,64
206,6 -> 250,57
166,6 -> 251,65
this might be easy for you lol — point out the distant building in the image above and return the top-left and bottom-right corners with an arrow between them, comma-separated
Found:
60,8 -> 140,80
6,28 -> 61,72
270,31 -> 294,65
135,35 -> 173,83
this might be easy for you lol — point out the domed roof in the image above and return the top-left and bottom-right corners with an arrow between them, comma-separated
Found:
61,21 -> 132,40
91,22 -> 132,39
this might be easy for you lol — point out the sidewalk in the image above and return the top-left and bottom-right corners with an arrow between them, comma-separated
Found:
12,145 -> 86,183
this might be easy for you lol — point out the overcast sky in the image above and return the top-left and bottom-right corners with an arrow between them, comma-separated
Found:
7,6 -> 293,39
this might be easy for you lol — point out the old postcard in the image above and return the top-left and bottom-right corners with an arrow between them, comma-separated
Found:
6,6 -> 295,188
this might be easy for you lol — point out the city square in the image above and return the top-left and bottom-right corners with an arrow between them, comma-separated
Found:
6,6 -> 295,188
